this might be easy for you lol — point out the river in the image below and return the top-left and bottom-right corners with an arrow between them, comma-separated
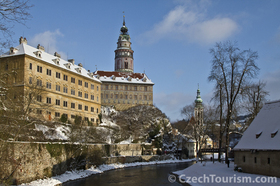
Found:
62,161 -> 195,186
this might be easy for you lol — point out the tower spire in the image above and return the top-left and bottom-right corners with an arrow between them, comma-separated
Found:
123,11 -> 125,26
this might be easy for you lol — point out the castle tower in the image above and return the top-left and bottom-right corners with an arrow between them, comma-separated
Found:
114,15 -> 134,73
194,87 -> 203,126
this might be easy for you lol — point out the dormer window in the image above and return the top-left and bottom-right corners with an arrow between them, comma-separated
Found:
52,58 -> 60,65
142,77 -> 147,82
88,72 -> 94,78
64,63 -> 71,69
111,75 -> 116,80
271,130 -> 278,138
75,67 -> 82,73
256,131 -> 262,139
34,51 -> 42,58
127,76 -> 132,81
95,75 -> 100,79
10,47 -> 17,55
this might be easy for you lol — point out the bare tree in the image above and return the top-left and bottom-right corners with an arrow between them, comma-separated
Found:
0,0 -> 33,51
181,102 -> 195,121
208,41 -> 259,164
242,80 -> 269,126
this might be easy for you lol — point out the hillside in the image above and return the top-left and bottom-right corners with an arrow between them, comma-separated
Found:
0,105 -> 172,145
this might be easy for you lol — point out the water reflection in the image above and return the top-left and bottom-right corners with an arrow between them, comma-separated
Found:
63,161 -> 194,186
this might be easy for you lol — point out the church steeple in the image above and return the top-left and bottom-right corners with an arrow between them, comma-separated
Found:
194,85 -> 204,126
114,15 -> 134,73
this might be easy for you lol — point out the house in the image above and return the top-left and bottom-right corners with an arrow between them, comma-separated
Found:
234,100 -> 280,177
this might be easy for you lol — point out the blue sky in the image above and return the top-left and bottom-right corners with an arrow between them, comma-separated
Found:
10,0 -> 280,121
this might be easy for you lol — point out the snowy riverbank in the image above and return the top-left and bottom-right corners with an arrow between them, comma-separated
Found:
173,161 -> 280,185
21,158 -> 195,186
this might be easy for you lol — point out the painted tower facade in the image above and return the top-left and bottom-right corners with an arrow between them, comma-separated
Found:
194,88 -> 203,126
114,16 -> 134,73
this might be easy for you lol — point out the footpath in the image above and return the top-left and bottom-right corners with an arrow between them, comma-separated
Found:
173,161 -> 280,185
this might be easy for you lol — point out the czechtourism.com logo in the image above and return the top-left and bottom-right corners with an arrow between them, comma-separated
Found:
168,174 -> 277,184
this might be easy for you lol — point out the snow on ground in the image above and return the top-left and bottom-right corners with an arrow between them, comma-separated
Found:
21,158 -> 195,186
35,124 -> 70,140
173,161 -> 280,185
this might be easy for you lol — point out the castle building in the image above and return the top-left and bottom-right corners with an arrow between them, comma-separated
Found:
0,37 -> 101,125
95,16 -> 154,111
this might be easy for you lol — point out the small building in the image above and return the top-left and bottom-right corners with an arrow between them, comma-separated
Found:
234,100 -> 280,177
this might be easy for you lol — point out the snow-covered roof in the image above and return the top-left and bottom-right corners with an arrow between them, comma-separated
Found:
94,70 -> 154,85
0,43 -> 101,84
234,100 -> 280,150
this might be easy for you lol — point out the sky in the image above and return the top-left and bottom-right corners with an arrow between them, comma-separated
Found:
9,0 -> 280,122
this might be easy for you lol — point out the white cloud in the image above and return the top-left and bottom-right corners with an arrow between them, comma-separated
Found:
138,2 -> 239,45
29,29 -> 67,59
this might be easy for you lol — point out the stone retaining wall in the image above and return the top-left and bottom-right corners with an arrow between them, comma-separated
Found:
0,142 -> 149,185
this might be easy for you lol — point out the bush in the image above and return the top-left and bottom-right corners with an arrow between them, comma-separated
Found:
60,114 -> 68,123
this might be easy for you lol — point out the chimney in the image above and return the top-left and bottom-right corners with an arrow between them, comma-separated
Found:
78,63 -> 83,67
68,59 -> 75,65
54,52 -> 61,58
37,44 -> 45,51
19,36 -> 27,44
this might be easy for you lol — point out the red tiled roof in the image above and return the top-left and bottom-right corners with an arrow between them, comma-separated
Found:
95,71 -> 146,79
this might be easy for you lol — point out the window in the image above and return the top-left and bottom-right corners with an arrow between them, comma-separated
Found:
55,112 -> 60,117
85,93 -> 88,99
268,158 -> 270,164
125,86 -> 128,90
78,104 -> 82,110
29,63 -> 32,70
91,84 -> 94,90
144,86 -> 147,91
37,109 -> 42,114
134,95 -> 137,100
56,72 -> 61,79
85,82 -> 88,88
115,94 -> 118,99
71,103 -> 75,109
71,115 -> 75,119
78,80 -> 82,86
85,106 -> 88,111
134,86 -> 137,91
105,85 -> 108,90
29,77 -> 32,84
91,107 -> 94,112
125,62 -> 128,69
71,89 -> 75,95
56,85 -> 60,91
71,77 -> 75,83
46,97 -> 51,104
78,91 -> 82,97
37,65 -> 42,73
129,95 -> 132,99
46,69 -> 51,76
97,86 -> 99,91
125,95 -> 128,99
91,118 -> 95,122
63,75 -> 68,81
84,117 -> 89,121
254,157 -> 257,163
56,99 -> 60,106
63,101 -> 68,107
37,95 -> 42,102
97,96 -> 99,101
110,85 -> 113,90
97,108 -> 99,113
116,85 -> 118,90
63,87 -> 68,93
46,82 -> 52,89
96,119 -> 99,123
91,95 -> 94,100
144,95 -> 147,100
106,94 -> 108,99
